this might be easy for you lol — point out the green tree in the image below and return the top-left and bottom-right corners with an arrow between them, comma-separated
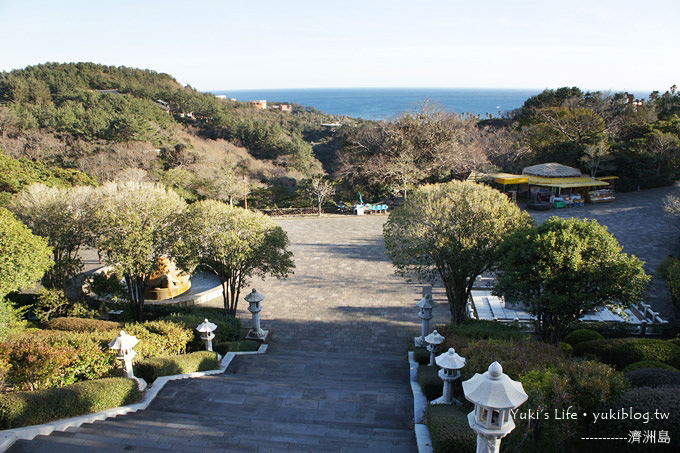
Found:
494,217 -> 650,343
383,180 -> 532,323
0,207 -> 53,339
93,181 -> 186,321
0,207 -> 53,298
10,184 -> 96,289
175,200 -> 294,315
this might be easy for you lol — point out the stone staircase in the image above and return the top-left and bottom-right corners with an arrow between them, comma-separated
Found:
6,351 -> 417,452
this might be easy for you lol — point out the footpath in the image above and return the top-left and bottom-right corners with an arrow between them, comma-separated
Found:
6,215 -> 435,452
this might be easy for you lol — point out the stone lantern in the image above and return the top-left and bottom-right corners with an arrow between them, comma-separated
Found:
415,294 -> 437,347
245,288 -> 268,340
432,347 -> 466,405
424,329 -> 445,367
109,330 -> 139,379
109,330 -> 146,390
196,318 -> 217,352
462,361 -> 528,453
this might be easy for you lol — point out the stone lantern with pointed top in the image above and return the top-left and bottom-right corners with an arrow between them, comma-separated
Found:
196,319 -> 217,352
462,361 -> 528,453
424,329 -> 445,367
245,288 -> 268,340
415,294 -> 437,347
432,347 -> 466,405
109,330 -> 139,379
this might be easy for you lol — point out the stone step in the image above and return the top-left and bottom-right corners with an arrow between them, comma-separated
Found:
69,411 -> 414,446
5,351 -> 417,452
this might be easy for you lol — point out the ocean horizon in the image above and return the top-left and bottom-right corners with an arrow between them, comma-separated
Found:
209,87 -> 650,121
211,87 -> 542,120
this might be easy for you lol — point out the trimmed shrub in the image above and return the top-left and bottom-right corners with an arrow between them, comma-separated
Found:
511,360 -> 628,451
569,321 -> 636,338
159,312 -> 240,351
597,385 -> 680,452
0,377 -> 140,429
213,340 -> 259,355
440,320 -> 530,341
564,328 -> 604,346
622,360 -> 678,373
572,338 -> 630,365
0,337 -> 74,390
427,404 -> 476,453
0,330 -> 116,390
413,347 -> 430,366
624,368 -> 680,388
45,317 -> 121,333
123,320 -> 193,359
134,351 -> 219,383
417,365 -> 443,401
459,338 -> 563,380
658,255 -> 680,312
614,339 -> 680,369
559,342 -> 574,356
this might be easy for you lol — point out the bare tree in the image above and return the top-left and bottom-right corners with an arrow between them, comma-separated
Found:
307,175 -> 336,215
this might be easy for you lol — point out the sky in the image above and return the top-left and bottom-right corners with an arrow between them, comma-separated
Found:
1,0 -> 678,93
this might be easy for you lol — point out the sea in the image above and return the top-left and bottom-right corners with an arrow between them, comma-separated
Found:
210,88 -> 545,120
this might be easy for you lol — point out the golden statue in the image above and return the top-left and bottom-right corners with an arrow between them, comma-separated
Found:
144,257 -> 191,300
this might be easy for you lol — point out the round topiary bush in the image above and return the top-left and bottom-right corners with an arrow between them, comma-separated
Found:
564,328 -> 604,346
622,360 -> 678,373
572,338 -> 630,365
624,368 -> 680,388
613,338 -> 680,369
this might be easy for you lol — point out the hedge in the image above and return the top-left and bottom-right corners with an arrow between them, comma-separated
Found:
624,368 -> 680,388
622,360 -> 678,373
45,317 -> 121,333
134,351 -> 219,383
597,385 -> 680,452
159,312 -> 241,351
417,365 -> 443,401
426,404 -> 476,453
0,331 -> 116,391
0,377 -> 140,429
123,320 -> 193,359
413,347 -> 430,366
0,320 -> 196,391
572,338 -> 631,365
614,339 -> 680,369
213,340 -> 259,355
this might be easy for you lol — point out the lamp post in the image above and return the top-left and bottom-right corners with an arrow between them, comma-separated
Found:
462,361 -> 528,453
415,294 -> 436,347
196,318 -> 217,352
245,288 -> 268,340
432,347 -> 466,405
424,330 -> 445,367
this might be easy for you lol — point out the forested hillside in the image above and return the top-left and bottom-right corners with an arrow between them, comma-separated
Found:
337,86 -> 680,199
0,63 -> 350,206
1,63 -> 679,208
